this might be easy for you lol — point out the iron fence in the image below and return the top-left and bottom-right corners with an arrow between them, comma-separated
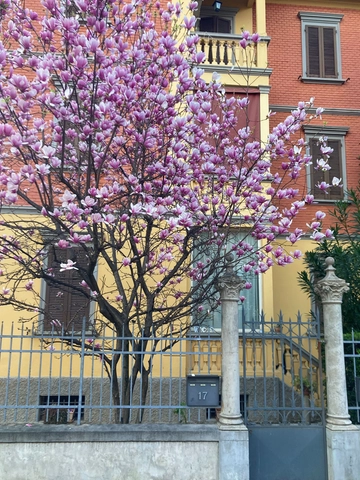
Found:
344,330 -> 360,424
0,314 -> 325,426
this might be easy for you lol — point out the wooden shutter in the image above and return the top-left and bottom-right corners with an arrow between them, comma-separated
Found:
306,25 -> 337,78
44,246 -> 90,332
310,138 -> 343,201
327,140 -> 342,199
67,248 -> 90,331
323,27 -> 336,77
307,26 -> 320,77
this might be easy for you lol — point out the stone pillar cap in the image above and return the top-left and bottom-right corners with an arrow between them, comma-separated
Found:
314,256 -> 349,302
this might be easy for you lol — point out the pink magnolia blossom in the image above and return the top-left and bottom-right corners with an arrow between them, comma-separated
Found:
0,0 -> 333,365
60,260 -> 78,272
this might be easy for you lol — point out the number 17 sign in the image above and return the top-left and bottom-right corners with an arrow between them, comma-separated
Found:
186,375 -> 220,407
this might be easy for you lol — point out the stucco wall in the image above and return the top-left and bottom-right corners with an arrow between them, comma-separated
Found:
0,424 -> 219,480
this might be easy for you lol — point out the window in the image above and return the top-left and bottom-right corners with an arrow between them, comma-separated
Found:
39,395 -> 85,423
193,230 -> 259,331
51,79 -> 82,171
199,16 -> 231,34
304,125 -> 349,201
298,12 -> 344,83
41,245 -> 91,332
197,6 -> 238,34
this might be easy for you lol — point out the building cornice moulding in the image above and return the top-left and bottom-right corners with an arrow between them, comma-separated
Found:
303,125 -> 350,136
270,105 -> 360,117
203,66 -> 272,77
267,0 -> 359,11
298,11 -> 344,24
0,206 -> 39,215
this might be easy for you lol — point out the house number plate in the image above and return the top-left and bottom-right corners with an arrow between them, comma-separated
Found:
186,375 -> 220,407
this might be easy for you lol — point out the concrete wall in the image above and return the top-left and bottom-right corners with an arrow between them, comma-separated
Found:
0,424 -> 219,480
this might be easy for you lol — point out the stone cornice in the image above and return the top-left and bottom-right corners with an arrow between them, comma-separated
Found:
303,125 -> 350,136
298,11 -> 344,24
203,66 -> 272,77
0,206 -> 39,215
270,105 -> 360,117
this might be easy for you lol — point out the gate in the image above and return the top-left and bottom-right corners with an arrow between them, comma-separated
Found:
241,312 -> 327,480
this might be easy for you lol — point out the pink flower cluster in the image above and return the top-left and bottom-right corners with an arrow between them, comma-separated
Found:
0,0 -> 332,316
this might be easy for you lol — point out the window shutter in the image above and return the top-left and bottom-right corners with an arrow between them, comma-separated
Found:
44,248 -> 70,330
327,139 -> 342,200
68,248 -> 91,331
323,27 -> 336,77
310,138 -> 343,201
306,26 -> 320,77
310,139 -> 325,200
44,247 -> 90,331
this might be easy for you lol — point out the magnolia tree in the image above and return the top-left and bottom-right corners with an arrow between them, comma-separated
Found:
0,0 -> 333,422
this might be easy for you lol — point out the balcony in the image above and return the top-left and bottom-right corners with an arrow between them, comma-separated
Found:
196,32 -> 270,72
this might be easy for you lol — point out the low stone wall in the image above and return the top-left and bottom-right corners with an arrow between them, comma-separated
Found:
0,424 -> 219,480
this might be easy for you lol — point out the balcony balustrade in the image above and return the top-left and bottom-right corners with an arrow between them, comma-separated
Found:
196,32 -> 268,70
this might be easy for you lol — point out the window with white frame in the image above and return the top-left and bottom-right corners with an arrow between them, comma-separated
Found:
304,125 -> 349,201
298,12 -> 344,83
192,230 -> 259,331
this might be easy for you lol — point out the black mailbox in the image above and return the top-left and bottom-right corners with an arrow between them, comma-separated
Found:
186,375 -> 220,407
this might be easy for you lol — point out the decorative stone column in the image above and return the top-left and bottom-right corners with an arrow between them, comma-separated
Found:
315,257 -> 360,480
314,257 -> 351,426
216,253 -> 249,480
217,253 -> 245,429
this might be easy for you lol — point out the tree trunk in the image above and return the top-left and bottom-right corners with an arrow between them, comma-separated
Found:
136,368 -> 149,423
110,373 -> 121,424
121,338 -> 131,424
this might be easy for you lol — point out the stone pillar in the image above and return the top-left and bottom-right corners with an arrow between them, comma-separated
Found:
315,257 -> 360,480
217,254 -> 245,429
314,257 -> 351,426
217,253 -> 249,480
